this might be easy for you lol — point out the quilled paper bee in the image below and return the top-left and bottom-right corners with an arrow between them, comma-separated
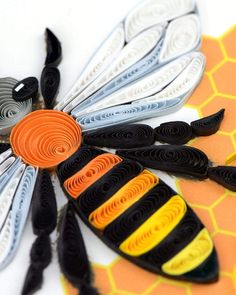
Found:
1,0 -> 234,294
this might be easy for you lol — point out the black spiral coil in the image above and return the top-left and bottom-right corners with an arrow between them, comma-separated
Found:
117,145 -> 209,179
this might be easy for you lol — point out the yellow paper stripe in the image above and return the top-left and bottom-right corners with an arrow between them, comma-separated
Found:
162,228 -> 213,275
89,170 -> 159,230
225,152 -> 236,165
119,195 -> 186,256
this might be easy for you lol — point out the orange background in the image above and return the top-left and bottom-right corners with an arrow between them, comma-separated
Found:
64,26 -> 236,295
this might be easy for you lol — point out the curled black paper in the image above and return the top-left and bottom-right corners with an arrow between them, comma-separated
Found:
78,159 -> 143,217
58,202 -> 100,295
208,166 -> 236,191
191,109 -> 225,136
116,145 -> 209,179
31,169 -> 57,236
21,265 -> 43,295
45,28 -> 62,66
57,146 -> 105,183
104,180 -> 175,246
30,235 -> 52,270
41,66 -> 60,109
84,124 -> 155,149
155,121 -> 193,145
12,77 -> 39,102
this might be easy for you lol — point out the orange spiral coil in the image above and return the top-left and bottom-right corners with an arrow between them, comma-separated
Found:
64,153 -> 122,198
10,110 -> 82,169
89,170 -> 159,230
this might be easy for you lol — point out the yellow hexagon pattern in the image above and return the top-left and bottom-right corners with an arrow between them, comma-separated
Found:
63,26 -> 236,295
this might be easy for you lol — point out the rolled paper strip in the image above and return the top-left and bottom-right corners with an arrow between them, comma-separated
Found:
208,166 -> 236,192
119,195 -> 187,256
31,169 -> 57,235
64,153 -> 122,198
59,148 -> 219,283
55,23 -> 125,111
41,66 -> 60,109
135,52 -> 205,103
0,157 -> 16,177
10,110 -> 82,169
161,228 -> 213,276
191,109 -> 225,136
30,235 -> 52,270
0,143 -> 11,155
125,0 -> 196,42
89,170 -> 159,230
12,77 -> 39,102
63,25 -> 165,113
71,37 -> 165,116
58,203 -> 100,295
104,180 -> 175,246
21,265 -> 43,295
0,163 -> 25,230
141,208 -> 203,267
0,148 -> 12,166
83,124 -> 155,149
57,146 -> 105,183
0,77 -> 32,135
76,98 -> 185,131
74,52 -> 194,117
155,121 -> 194,144
0,166 -> 38,270
45,28 -> 62,66
0,158 -> 22,191
116,145 -> 209,179
159,14 -> 201,63
22,236 -> 51,294
78,159 -> 143,217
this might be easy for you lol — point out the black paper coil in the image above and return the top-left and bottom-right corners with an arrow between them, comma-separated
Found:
208,166 -> 236,191
31,169 -> 57,236
155,121 -> 193,145
84,124 -> 155,149
191,109 -> 225,136
12,77 -> 39,102
116,145 -> 209,179
77,159 -> 143,217
58,203 -> 100,295
21,264 -> 43,295
103,180 -> 175,246
41,66 -> 60,109
140,208 -> 203,266
57,145 -> 105,183
45,28 -> 62,66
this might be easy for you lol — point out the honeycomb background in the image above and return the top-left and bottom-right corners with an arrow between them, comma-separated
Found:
63,26 -> 236,295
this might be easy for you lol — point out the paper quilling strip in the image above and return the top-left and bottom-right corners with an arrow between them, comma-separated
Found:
76,98 -> 185,131
55,0 -> 202,116
0,166 -> 38,269
22,169 -> 57,295
63,24 -> 166,113
64,153 -> 122,198
58,203 -> 100,295
125,0 -> 196,42
116,145 -> 209,179
72,52 -> 197,117
208,166 -> 236,192
57,147 -> 219,283
75,53 -> 205,131
10,110 -> 82,169
0,78 -> 32,135
84,124 -> 155,149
